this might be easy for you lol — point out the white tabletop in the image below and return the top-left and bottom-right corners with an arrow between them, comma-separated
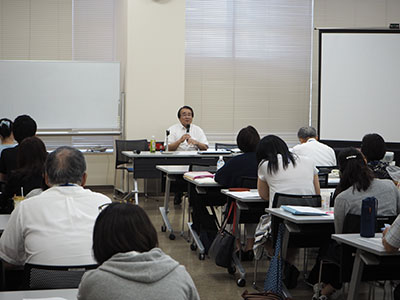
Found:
220,189 -> 264,203
332,233 -> 400,256
0,288 -> 78,300
156,165 -> 189,174
266,207 -> 334,224
122,151 -> 234,158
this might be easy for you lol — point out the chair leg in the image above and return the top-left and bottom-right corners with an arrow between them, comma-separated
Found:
133,179 -> 139,205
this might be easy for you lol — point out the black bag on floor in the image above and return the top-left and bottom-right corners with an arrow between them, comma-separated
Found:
208,201 -> 236,268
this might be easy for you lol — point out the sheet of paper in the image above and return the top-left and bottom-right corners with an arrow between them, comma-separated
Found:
227,191 -> 260,199
24,298 -> 68,300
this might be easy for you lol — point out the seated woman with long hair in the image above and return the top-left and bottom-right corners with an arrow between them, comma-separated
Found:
256,135 -> 320,289
313,148 -> 400,300
78,203 -> 200,300
257,135 -> 320,208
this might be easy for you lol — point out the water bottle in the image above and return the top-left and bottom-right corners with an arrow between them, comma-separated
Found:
150,136 -> 156,153
217,155 -> 225,170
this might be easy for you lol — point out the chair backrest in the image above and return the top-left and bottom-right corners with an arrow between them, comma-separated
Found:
342,213 -> 398,234
115,139 -> 148,167
189,163 -> 217,173
317,166 -> 335,188
215,143 -> 237,151
272,193 -> 321,208
316,166 -> 336,173
240,176 -> 257,189
23,263 -> 98,290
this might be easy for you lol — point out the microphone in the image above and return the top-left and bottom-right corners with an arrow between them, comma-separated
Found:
186,124 -> 190,142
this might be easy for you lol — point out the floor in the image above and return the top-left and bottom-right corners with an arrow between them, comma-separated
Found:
98,187 -> 387,300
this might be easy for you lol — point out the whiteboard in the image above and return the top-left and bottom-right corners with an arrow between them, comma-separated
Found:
318,30 -> 400,143
0,60 -> 120,131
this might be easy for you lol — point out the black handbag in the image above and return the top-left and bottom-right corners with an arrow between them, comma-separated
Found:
208,201 -> 236,268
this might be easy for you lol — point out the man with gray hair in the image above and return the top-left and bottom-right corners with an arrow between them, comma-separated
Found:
0,146 -> 111,267
292,126 -> 336,166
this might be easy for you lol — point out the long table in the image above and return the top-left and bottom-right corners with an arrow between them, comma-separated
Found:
122,151 -> 233,179
183,176 -> 223,260
332,233 -> 400,300
0,288 -> 78,300
156,165 -> 189,240
220,189 -> 265,287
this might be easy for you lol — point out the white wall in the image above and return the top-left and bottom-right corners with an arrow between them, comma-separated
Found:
124,0 -> 185,141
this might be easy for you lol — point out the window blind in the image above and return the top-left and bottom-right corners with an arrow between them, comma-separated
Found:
185,0 -> 313,145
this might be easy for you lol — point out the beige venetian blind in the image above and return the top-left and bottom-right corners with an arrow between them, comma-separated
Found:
185,0 -> 313,144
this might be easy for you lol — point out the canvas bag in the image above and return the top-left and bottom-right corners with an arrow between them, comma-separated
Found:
263,223 -> 284,297
208,201 -> 236,268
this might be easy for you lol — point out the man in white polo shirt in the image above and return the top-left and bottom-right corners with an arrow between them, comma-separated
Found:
0,146 -> 111,267
167,106 -> 209,204
292,126 -> 336,167
167,106 -> 208,151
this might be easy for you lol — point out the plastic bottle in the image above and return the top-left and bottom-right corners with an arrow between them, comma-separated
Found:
217,155 -> 225,170
150,136 -> 156,153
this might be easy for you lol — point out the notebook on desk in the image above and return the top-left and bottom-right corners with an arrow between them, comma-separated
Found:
281,205 -> 327,216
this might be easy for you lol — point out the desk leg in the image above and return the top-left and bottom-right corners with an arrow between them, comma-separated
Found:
159,175 -> 176,240
347,249 -> 364,300
232,203 -> 246,287
187,222 -> 206,260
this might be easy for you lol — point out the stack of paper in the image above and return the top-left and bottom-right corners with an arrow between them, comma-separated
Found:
226,190 -> 260,199
281,205 -> 327,216
183,171 -> 214,180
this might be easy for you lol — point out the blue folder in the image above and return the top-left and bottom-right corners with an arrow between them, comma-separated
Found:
281,205 -> 327,216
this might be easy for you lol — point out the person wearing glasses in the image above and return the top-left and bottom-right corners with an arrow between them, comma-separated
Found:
167,106 -> 209,204
0,146 -> 111,269
78,203 -> 200,300
167,106 -> 208,152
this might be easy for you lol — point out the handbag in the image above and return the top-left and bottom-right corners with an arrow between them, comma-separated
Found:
208,201 -> 237,268
241,290 -> 284,300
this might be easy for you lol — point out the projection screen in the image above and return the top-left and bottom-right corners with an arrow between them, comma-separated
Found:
318,29 -> 400,144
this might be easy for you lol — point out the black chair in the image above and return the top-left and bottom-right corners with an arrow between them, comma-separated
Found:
114,139 -> 148,204
316,166 -> 336,188
23,263 -> 97,290
240,176 -> 257,189
215,143 -> 238,151
189,163 -> 217,173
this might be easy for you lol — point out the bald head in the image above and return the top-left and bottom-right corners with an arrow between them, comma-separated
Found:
45,146 -> 87,186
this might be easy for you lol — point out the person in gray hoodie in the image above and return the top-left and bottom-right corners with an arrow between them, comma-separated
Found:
77,202 -> 200,300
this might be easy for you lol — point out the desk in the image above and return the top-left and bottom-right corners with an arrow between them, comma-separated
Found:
156,165 -> 189,240
265,208 -> 334,296
184,176 -> 223,260
266,208 -> 334,225
122,151 -> 233,179
220,189 -> 265,287
332,233 -> 400,300
0,288 -> 78,300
